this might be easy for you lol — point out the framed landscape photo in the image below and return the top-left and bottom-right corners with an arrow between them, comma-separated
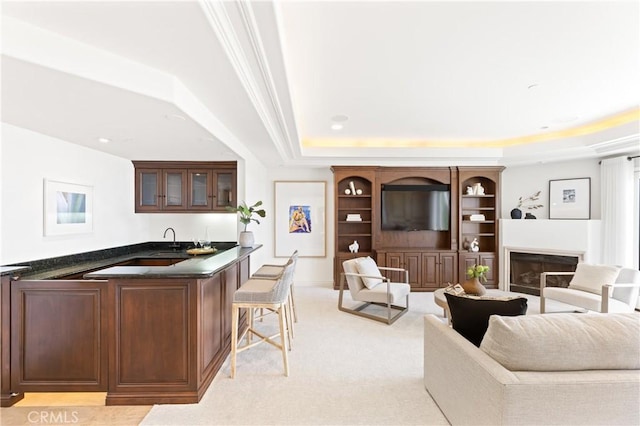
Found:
548,177 -> 591,219
44,179 -> 94,236
274,181 -> 326,257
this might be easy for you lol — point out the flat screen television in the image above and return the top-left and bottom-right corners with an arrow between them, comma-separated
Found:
381,184 -> 450,231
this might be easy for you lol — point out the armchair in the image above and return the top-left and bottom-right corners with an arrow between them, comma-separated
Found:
540,264 -> 640,313
338,256 -> 410,324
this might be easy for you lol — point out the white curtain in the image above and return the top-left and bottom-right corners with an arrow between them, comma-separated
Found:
601,156 -> 634,267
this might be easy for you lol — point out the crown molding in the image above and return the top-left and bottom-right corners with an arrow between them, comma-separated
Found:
199,0 -> 296,162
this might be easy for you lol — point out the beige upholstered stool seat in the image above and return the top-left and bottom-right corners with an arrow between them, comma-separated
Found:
251,251 -> 299,335
230,260 -> 294,378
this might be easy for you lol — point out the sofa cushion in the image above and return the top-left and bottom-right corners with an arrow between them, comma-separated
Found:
444,293 -> 528,347
480,313 -> 640,371
355,256 -> 383,289
568,263 -> 621,296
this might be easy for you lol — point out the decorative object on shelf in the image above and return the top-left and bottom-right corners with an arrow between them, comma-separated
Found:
462,264 -> 489,295
349,181 -> 357,195
466,186 -> 474,195
473,183 -> 485,195
469,214 -> 485,221
511,190 -> 543,219
344,188 -> 351,195
549,178 -> 591,219
469,238 -> 480,252
226,200 -> 266,248
346,213 -> 362,222
274,181 -> 326,257
356,189 -> 363,195
349,240 -> 359,253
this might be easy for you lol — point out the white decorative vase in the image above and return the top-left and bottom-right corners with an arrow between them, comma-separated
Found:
238,231 -> 254,248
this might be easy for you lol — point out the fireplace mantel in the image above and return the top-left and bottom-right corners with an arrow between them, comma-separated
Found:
499,219 -> 601,290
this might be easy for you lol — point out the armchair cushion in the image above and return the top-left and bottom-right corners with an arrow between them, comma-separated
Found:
568,263 -> 621,296
444,293 -> 528,347
355,256 -> 384,289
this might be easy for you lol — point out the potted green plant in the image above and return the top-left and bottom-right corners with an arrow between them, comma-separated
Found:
227,200 -> 266,248
463,264 -> 489,295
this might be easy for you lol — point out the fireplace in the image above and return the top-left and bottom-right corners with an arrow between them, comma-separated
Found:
509,251 -> 579,295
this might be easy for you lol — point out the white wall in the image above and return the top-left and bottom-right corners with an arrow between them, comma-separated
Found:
264,167 -> 334,287
1,124 -> 148,264
501,158 -> 601,220
0,124 -> 245,265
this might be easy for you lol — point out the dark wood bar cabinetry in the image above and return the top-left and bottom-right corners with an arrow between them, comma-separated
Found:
331,166 -> 503,291
0,247 -> 254,406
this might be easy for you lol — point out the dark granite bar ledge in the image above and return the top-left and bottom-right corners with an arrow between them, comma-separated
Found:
0,266 -> 30,276
85,245 -> 262,279
4,241 -> 239,280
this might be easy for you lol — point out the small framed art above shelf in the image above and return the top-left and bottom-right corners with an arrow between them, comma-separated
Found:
549,177 -> 591,219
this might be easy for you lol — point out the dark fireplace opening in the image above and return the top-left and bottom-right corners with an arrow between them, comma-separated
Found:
509,252 -> 579,296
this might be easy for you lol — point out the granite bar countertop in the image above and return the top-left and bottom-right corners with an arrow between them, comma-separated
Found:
3,241 -> 242,280
0,266 -> 31,276
85,245 -> 262,279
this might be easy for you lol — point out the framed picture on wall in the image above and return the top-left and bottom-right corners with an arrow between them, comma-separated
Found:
548,177 -> 591,219
274,181 -> 326,257
44,179 -> 94,236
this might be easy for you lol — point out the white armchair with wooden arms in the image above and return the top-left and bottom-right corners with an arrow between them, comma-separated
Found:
540,263 -> 640,314
338,256 -> 410,325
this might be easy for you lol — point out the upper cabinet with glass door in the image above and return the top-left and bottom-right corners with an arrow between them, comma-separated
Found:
187,168 -> 236,211
133,161 -> 237,213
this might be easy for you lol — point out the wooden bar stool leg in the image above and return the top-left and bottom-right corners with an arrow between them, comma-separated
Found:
290,285 -> 298,322
278,304 -> 289,377
230,304 -> 239,378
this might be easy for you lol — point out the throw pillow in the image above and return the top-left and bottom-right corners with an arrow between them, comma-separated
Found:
355,256 -> 384,289
568,263 -> 621,296
444,293 -> 528,347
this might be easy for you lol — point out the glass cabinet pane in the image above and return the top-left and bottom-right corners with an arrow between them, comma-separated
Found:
165,173 -> 183,206
191,173 -> 208,206
216,173 -> 233,207
141,172 -> 158,206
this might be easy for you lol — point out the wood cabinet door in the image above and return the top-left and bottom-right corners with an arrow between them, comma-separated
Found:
479,253 -> 496,286
11,280 -> 108,392
162,169 -> 188,210
439,253 -> 458,287
135,168 -> 163,212
188,169 -> 213,210
384,252 -> 404,283
421,253 -> 439,288
212,169 -> 237,211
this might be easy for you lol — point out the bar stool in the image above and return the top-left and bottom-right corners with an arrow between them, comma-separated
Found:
252,250 -> 299,332
230,260 -> 294,378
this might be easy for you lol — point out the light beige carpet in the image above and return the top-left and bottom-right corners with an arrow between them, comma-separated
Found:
140,285 -> 450,426
140,286 -> 570,426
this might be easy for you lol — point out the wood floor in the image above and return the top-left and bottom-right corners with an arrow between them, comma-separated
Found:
0,393 -> 151,425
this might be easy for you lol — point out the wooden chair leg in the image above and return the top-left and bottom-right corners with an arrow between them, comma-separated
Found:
290,285 -> 298,322
230,304 -> 239,378
278,304 -> 289,377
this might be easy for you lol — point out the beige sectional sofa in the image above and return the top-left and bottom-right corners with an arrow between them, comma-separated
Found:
423,312 -> 640,425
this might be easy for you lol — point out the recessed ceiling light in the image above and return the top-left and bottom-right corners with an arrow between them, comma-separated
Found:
165,113 -> 186,121
331,114 -> 349,122
331,123 -> 344,131
540,126 -> 549,130
527,83 -> 539,90
97,137 -> 111,143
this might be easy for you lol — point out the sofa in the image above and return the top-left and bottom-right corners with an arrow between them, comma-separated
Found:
423,312 -> 640,425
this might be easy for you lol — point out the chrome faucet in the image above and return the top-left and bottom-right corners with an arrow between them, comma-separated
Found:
163,227 -> 179,249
